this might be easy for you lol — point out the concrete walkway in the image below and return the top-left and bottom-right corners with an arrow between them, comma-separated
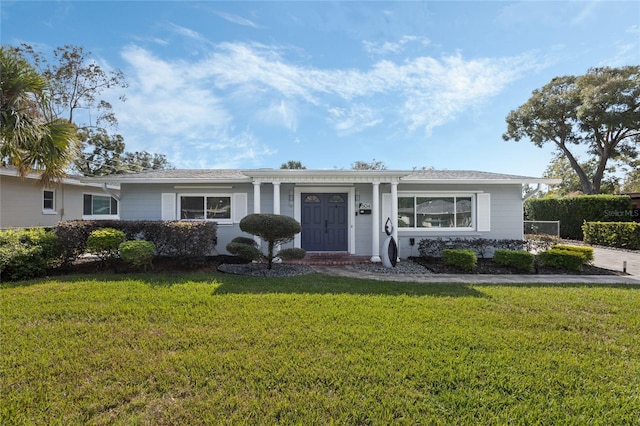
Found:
312,246 -> 640,285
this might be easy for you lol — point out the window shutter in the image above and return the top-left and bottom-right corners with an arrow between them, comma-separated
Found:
161,193 -> 176,221
233,193 -> 248,223
477,193 -> 491,232
381,193 -> 391,232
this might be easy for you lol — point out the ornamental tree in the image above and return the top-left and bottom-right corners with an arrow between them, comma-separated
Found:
503,66 -> 640,194
239,214 -> 301,269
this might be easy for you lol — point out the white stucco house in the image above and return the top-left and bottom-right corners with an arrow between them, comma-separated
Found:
0,167 -> 120,229
84,168 -> 559,261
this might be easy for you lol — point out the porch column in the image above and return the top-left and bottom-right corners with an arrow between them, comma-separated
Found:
253,181 -> 261,247
370,181 -> 381,262
391,180 -> 399,260
272,182 -> 281,214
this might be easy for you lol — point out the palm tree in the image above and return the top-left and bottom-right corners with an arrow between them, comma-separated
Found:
1,46 -> 79,185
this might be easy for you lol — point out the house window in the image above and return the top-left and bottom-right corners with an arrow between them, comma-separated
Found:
398,195 -> 474,229
43,190 -> 55,211
179,195 -> 232,222
83,194 -> 118,217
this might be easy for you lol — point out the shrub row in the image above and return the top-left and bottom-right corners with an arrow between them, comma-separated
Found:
582,221 -> 640,250
54,220 -> 217,264
525,195 -> 632,240
442,249 -> 477,272
0,228 -> 61,281
418,238 -> 525,259
426,245 -> 592,273
494,250 -> 535,272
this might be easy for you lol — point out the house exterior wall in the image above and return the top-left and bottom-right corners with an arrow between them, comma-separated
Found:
0,174 -> 116,228
119,181 -> 524,258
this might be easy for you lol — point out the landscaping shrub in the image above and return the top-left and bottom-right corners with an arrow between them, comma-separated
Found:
229,236 -> 258,247
226,241 -> 263,262
240,214 -> 302,269
55,220 -> 217,263
525,195 -> 632,240
493,250 -> 535,272
119,240 -> 156,270
442,249 -> 477,272
86,228 -> 125,265
552,244 -> 594,264
538,249 -> 584,272
277,247 -> 307,260
418,238 -> 524,258
582,221 -> 640,250
0,228 -> 61,281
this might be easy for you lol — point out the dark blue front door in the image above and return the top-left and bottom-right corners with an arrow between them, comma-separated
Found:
301,193 -> 348,251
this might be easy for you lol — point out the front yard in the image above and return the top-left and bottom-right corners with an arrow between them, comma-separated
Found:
2,272 -> 639,424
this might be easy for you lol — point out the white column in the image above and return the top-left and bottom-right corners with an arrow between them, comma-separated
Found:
272,182 -> 281,214
391,180 -> 399,261
253,181 -> 261,213
370,181 -> 381,262
253,181 -> 261,247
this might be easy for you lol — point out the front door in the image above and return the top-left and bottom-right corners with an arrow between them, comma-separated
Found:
301,193 -> 348,251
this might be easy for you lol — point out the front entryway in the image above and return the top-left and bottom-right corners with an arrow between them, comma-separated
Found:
301,193 -> 348,251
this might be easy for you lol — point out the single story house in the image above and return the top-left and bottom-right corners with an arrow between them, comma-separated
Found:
85,169 -> 559,261
0,167 -> 120,229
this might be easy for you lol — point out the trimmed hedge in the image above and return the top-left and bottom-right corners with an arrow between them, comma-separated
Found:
552,244 -> 594,264
525,195 -> 632,240
582,221 -> 640,250
54,220 -> 217,264
86,228 -> 125,263
418,238 -> 525,259
226,241 -> 263,262
493,250 -> 535,272
0,228 -> 61,281
277,248 -> 307,260
119,240 -> 156,270
442,249 -> 477,272
538,249 -> 584,272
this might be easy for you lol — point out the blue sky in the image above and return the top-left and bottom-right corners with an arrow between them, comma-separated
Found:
2,1 -> 639,176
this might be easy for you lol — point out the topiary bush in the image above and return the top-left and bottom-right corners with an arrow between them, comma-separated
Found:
442,249 -> 477,272
226,241 -> 263,262
119,240 -> 156,270
277,247 -> 307,261
0,228 -> 61,281
86,228 -> 125,266
537,249 -> 584,272
493,250 -> 535,272
240,214 -> 302,269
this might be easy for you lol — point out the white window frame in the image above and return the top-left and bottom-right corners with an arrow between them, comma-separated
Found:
395,192 -> 477,232
42,189 -> 56,214
178,193 -> 233,225
82,193 -> 119,220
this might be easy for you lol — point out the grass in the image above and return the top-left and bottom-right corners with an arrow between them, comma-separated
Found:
2,272 -> 640,425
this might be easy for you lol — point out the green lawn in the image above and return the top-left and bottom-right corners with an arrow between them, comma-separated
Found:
2,272 -> 639,425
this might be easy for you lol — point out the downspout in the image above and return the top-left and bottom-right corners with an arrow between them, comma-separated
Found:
523,184 -> 541,201
102,183 -> 121,201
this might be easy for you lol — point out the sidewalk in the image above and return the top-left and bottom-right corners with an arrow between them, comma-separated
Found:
311,246 -> 640,284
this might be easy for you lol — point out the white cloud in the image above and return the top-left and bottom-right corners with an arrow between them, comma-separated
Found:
363,35 -> 430,55
112,42 -> 537,167
214,11 -> 261,28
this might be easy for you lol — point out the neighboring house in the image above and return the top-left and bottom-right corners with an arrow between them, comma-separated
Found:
0,167 -> 120,229
85,169 -> 559,260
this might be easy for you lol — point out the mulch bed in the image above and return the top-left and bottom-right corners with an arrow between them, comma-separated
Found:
410,257 -> 623,276
50,255 -> 624,276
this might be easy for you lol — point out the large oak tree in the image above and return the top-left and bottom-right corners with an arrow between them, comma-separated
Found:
503,66 -> 640,194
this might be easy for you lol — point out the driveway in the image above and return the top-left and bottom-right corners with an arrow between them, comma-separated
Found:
592,246 -> 640,277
